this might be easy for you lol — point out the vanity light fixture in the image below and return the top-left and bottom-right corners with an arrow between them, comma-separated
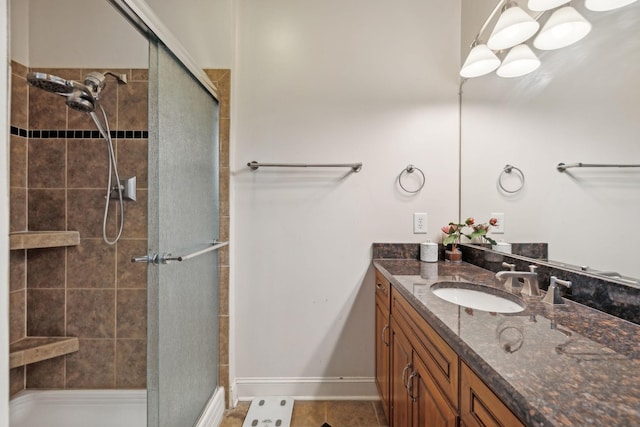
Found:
533,6 -> 592,50
487,2 -> 540,50
496,44 -> 541,77
585,0 -> 638,11
460,0 -> 630,78
527,0 -> 570,11
460,42 -> 502,78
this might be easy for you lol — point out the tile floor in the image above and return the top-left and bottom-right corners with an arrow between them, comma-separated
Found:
221,400 -> 388,427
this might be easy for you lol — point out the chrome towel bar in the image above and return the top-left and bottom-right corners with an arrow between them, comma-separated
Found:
557,162 -> 640,172
131,240 -> 229,264
247,161 -> 362,173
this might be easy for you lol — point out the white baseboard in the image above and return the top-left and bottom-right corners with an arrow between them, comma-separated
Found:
195,387 -> 226,427
235,377 -> 378,401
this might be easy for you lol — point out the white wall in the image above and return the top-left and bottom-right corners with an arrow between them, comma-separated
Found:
144,0 -> 234,68
19,0 -> 147,68
9,0 -> 27,65
232,0 -> 461,398
460,1 -> 640,278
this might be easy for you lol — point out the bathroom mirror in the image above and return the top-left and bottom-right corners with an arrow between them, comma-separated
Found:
459,1 -> 640,282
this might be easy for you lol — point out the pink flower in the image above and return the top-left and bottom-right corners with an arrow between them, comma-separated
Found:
489,217 -> 498,226
441,224 -> 457,234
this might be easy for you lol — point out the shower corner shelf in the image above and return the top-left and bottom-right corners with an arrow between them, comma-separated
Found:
10,336 -> 80,369
9,231 -> 80,250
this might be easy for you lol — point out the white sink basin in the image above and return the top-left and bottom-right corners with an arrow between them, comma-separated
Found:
431,282 -> 525,314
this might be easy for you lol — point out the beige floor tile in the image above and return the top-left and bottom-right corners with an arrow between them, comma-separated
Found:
325,401 -> 380,427
222,400 -> 384,427
372,400 -> 389,427
291,400 -> 327,427
221,401 -> 250,427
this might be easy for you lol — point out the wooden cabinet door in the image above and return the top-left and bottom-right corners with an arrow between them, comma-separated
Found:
391,318 -> 413,427
411,353 -> 457,427
460,362 -> 524,427
375,298 -> 391,420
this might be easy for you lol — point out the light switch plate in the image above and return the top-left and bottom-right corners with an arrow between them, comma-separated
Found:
413,212 -> 428,234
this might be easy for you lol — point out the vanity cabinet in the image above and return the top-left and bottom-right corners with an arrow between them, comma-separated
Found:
375,267 -> 524,427
375,270 -> 392,420
390,288 -> 457,427
460,361 -> 524,427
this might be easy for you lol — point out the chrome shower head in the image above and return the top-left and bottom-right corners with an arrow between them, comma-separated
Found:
27,72 -> 76,94
28,69 -> 126,114
66,90 -> 96,113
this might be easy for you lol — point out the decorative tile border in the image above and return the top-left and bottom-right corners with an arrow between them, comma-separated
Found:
10,126 -> 148,139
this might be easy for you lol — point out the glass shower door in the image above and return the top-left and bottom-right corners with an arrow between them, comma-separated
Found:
146,39 -> 221,427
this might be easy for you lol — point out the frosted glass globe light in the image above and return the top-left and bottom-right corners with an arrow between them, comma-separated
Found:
585,0 -> 638,11
534,6 -> 592,50
460,44 -> 501,78
497,44 -> 541,78
487,5 -> 540,50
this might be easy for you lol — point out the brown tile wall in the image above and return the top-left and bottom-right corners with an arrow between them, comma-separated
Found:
8,62 -> 148,395
9,63 -> 231,401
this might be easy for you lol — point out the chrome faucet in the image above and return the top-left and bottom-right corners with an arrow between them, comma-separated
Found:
499,262 -> 519,291
495,265 -> 540,297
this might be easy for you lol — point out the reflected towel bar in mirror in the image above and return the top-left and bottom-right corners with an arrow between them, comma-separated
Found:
247,161 -> 363,173
557,162 -> 640,172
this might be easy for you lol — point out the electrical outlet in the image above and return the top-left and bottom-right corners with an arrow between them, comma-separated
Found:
413,213 -> 428,234
491,212 -> 505,234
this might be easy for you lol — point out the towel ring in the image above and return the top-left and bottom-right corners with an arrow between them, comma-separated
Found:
398,165 -> 425,193
499,164 -> 525,193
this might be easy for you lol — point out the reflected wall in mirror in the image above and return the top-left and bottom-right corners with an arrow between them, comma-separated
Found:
460,0 -> 640,281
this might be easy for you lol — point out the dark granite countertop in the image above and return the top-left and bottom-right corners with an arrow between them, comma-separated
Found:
373,258 -> 640,427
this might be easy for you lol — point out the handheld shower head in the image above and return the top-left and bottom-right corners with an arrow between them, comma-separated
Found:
66,90 -> 96,113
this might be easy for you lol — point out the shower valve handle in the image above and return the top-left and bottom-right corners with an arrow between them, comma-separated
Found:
131,253 -> 160,264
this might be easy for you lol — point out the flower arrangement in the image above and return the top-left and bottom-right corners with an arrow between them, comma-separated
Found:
441,217 -> 498,252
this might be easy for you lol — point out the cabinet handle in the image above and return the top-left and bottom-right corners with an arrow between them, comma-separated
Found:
381,324 -> 390,346
376,282 -> 387,294
401,364 -> 411,388
407,371 -> 418,402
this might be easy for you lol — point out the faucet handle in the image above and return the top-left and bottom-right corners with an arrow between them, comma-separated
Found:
542,276 -> 572,305
501,262 -> 515,271
528,265 -> 538,273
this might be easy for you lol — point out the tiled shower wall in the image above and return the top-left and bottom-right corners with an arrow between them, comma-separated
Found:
8,62 -> 231,402
9,61 -> 149,395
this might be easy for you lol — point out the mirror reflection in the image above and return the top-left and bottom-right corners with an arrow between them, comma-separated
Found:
460,0 -> 640,282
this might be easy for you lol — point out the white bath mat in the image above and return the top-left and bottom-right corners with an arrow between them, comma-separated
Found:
241,397 -> 294,427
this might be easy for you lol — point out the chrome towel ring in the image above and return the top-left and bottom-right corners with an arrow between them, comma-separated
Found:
499,164 -> 525,193
398,165 -> 425,193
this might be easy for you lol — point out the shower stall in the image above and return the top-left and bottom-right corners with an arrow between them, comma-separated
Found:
7,1 -> 226,426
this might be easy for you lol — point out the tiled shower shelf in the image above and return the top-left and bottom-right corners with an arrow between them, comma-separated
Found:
9,231 -> 80,250
10,337 -> 80,369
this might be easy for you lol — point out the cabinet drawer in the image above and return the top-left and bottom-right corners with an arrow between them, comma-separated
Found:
460,361 -> 524,427
375,269 -> 391,310
391,288 -> 459,410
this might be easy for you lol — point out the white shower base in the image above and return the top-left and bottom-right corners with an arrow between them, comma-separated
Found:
9,387 -> 225,427
10,389 -> 146,427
